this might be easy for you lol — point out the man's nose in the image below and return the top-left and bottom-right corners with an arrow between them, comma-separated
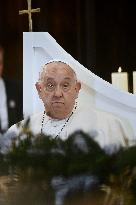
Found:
54,86 -> 63,97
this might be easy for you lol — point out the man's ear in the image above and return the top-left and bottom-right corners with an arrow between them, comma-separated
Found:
35,82 -> 42,99
75,81 -> 81,98
75,81 -> 81,92
35,82 -> 42,93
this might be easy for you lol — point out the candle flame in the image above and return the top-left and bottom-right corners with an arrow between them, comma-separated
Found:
118,67 -> 122,73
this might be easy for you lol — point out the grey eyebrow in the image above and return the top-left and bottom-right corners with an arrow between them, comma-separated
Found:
63,77 -> 72,80
46,78 -> 55,81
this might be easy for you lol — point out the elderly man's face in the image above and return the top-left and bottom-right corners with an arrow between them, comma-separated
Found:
0,50 -> 4,77
36,62 -> 81,119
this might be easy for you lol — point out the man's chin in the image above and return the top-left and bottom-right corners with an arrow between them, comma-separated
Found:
48,109 -> 67,120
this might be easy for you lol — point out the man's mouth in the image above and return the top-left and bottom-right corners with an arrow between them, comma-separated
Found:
52,102 -> 65,109
52,102 -> 64,104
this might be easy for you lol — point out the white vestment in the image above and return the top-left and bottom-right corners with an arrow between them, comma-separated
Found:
0,105 -> 133,154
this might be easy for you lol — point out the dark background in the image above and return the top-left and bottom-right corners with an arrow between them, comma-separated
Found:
0,0 -> 136,92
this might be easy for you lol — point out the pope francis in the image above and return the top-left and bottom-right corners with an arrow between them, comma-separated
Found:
0,61 -> 132,153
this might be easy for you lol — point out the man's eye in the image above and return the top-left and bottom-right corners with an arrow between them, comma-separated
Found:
63,83 -> 69,88
46,83 -> 54,89
48,84 -> 53,87
62,83 -> 71,91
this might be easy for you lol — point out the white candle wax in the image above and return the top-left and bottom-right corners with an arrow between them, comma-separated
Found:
111,67 -> 128,92
133,71 -> 136,94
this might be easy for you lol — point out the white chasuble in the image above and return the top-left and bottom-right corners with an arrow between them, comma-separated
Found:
0,105 -> 133,154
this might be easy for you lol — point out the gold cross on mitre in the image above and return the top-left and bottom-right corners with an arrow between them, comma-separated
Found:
19,0 -> 40,32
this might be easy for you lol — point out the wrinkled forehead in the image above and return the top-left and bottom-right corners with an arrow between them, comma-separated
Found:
40,62 -> 76,81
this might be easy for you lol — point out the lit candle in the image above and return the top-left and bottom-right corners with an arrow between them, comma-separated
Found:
111,67 -> 128,92
133,71 -> 136,94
